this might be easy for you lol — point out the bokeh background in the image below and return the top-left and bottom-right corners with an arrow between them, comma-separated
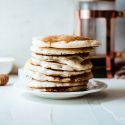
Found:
0,0 -> 125,67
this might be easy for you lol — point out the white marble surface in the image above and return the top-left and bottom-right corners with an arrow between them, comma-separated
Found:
0,75 -> 125,125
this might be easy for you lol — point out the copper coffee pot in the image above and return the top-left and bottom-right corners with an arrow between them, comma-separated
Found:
75,0 -> 125,78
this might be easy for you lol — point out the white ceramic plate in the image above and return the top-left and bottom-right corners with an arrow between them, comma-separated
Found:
14,80 -> 107,99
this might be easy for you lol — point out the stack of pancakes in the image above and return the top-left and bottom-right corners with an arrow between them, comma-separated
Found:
25,35 -> 100,92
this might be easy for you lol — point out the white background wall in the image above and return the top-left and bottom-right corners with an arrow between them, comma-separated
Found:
0,0 -> 125,67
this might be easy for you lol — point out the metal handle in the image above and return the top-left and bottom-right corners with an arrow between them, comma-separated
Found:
79,10 -> 125,19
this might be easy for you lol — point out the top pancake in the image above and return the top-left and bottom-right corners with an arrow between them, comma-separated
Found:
32,35 -> 100,49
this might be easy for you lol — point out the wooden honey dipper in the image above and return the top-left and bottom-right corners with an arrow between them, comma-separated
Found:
0,74 -> 9,86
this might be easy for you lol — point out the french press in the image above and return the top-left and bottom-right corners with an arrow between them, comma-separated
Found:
75,0 -> 125,78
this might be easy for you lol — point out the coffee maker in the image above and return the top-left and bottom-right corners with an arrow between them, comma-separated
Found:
75,0 -> 125,78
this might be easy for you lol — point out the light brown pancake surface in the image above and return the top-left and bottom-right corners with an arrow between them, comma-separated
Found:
31,52 -> 91,70
27,78 -> 88,88
42,35 -> 90,43
31,46 -> 94,55
29,85 -> 87,92
25,69 -> 93,82
25,59 -> 92,77
31,57 -> 92,71
32,35 -> 100,48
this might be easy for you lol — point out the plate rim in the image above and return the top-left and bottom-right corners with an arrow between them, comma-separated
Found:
14,80 -> 107,98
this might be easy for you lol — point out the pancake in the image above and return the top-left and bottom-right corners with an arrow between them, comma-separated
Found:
25,35 -> 100,92
27,78 -> 88,88
25,69 -> 93,82
25,59 -> 92,77
29,85 -> 87,92
31,46 -> 94,55
32,35 -> 100,48
31,53 -> 91,69
31,58 -> 76,71
31,58 -> 92,71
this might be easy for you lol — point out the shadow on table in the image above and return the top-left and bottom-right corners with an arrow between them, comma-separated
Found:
21,88 -> 125,105
21,93 -> 89,105
87,88 -> 125,104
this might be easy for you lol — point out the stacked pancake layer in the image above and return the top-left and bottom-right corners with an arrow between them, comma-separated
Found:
25,35 -> 100,92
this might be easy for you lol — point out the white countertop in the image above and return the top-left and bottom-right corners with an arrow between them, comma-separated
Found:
0,75 -> 125,125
